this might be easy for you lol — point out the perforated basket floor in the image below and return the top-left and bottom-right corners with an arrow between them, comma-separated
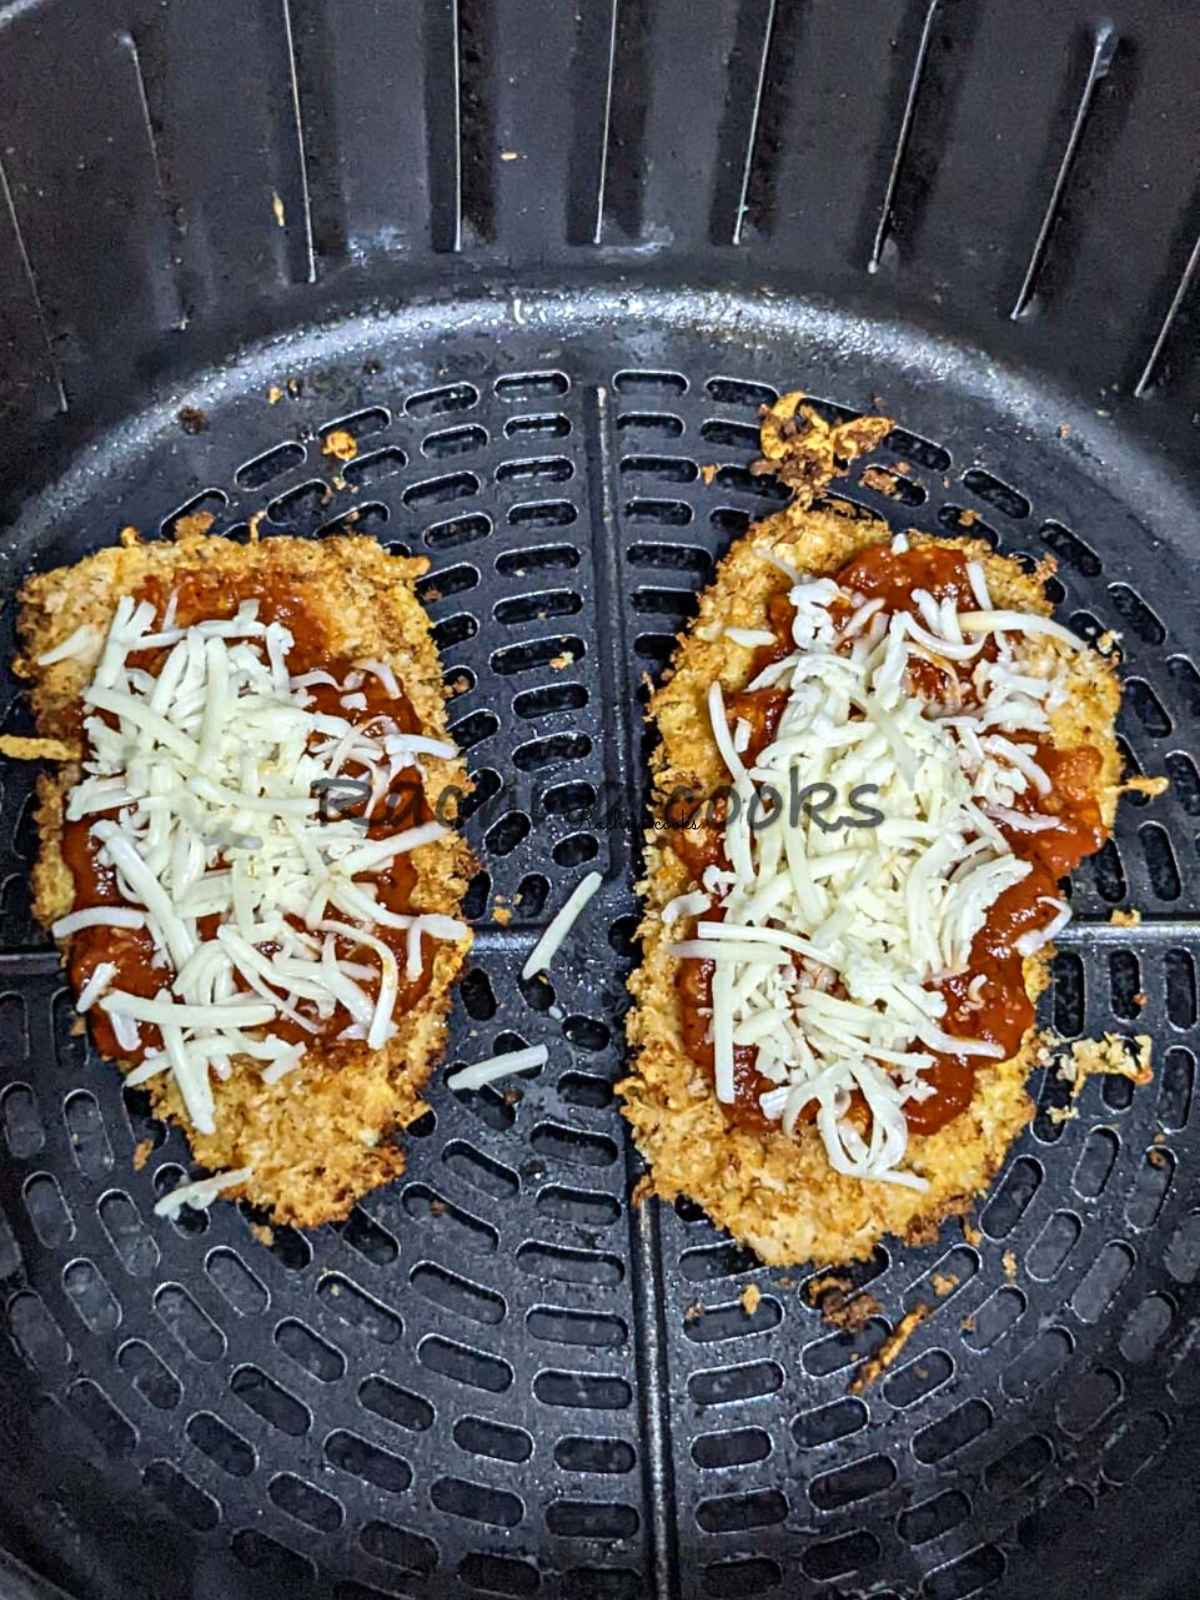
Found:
1,295 -> 1199,1600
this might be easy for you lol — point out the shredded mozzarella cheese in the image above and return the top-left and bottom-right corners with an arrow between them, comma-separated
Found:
679,553 -> 1081,1188
520,871 -> 603,980
36,623 -> 101,666
446,1044 -> 549,1091
59,593 -> 464,1142
153,1167 -> 255,1218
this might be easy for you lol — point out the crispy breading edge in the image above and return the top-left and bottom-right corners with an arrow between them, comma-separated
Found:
620,442 -> 1122,1267
16,527 -> 478,1227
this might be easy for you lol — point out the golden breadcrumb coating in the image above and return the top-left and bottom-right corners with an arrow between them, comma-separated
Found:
15,521 -> 476,1226
620,396 -> 1122,1267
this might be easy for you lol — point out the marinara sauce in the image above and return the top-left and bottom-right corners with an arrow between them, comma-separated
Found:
671,543 -> 1107,1137
64,571 -> 434,1064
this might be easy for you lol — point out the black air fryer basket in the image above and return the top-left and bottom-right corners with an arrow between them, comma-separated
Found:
1,2 -> 1199,1597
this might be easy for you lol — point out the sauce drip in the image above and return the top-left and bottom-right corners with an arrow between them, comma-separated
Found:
65,571 -> 434,1064
671,543 -> 1108,1138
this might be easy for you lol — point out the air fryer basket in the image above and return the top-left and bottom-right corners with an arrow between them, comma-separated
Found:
2,2 -> 1199,1598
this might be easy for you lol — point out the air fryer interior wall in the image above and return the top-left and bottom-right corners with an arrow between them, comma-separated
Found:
1,4 -> 1199,1600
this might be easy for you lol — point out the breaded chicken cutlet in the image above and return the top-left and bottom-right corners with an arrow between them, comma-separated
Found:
622,396 -> 1122,1266
13,518 -> 475,1226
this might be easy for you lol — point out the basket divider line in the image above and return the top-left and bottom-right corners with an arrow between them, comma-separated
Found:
584,379 -> 681,1600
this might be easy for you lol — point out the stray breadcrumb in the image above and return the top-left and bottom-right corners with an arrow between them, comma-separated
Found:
684,1300 -> 704,1323
1132,992 -> 1147,1010
751,401 -> 893,508
1057,1033 -> 1154,1097
931,1272 -> 959,1298
1123,775 -> 1169,798
267,385 -> 284,405
806,1273 -> 880,1331
962,1314 -> 976,1332
826,1293 -> 881,1332
861,466 -> 902,497
1058,424 -> 1071,439
1002,1250 -> 1018,1281
249,1223 -> 275,1248
1048,1104 -> 1079,1126
119,525 -> 141,547
177,407 -> 208,435
806,1272 -> 852,1302
0,735 -> 80,762
272,191 -> 285,227
740,1283 -> 762,1316
323,429 -> 358,463
1110,908 -> 1142,926
549,652 -> 573,671
958,507 -> 980,527
492,897 -> 512,927
700,464 -> 718,485
849,1305 -> 929,1394
1148,1148 -> 1169,1168
132,1138 -> 153,1172
961,1218 -> 983,1248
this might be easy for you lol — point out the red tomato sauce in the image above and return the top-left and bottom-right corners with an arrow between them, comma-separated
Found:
671,543 -> 1108,1138
64,572 -> 433,1064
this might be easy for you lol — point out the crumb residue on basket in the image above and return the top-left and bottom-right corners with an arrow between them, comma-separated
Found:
1057,1033 -> 1154,1097
850,1305 -> 929,1394
861,466 -> 903,497
322,429 -> 358,463
807,1274 -> 881,1331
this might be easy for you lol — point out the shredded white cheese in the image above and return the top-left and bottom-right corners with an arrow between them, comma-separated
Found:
446,1043 -> 549,1092
75,961 -> 117,1013
153,1167 -> 254,1218
679,552 -> 1080,1189
60,591 -> 464,1143
520,870 -> 603,980
36,623 -> 101,666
